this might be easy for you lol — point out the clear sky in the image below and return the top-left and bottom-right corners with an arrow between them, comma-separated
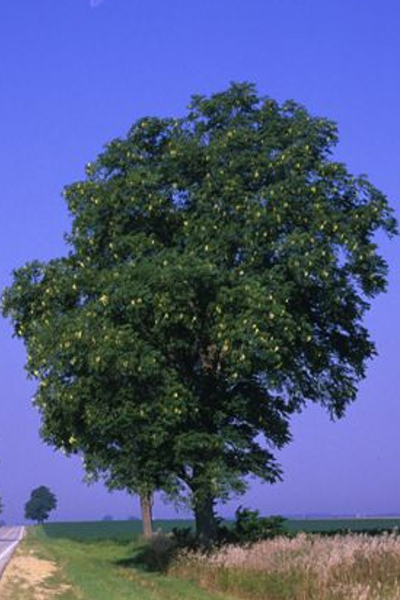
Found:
1,0 -> 399,524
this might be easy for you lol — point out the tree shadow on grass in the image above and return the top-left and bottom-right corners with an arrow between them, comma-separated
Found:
115,536 -> 180,573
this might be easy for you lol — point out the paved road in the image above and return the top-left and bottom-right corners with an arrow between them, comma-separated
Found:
0,526 -> 24,578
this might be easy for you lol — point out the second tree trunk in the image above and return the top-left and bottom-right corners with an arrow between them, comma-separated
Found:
194,492 -> 218,546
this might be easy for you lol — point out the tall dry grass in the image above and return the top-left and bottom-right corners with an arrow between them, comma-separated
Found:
171,533 -> 400,600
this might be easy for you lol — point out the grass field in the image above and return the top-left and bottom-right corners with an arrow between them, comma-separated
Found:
41,516 -> 400,540
41,519 -> 194,541
0,523 -> 233,600
3,518 -> 400,600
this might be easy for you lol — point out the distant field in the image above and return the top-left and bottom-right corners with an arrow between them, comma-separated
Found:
42,519 -> 194,541
41,517 -> 400,541
285,517 -> 400,533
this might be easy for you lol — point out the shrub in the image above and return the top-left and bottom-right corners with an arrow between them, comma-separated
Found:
136,532 -> 178,571
171,527 -> 198,550
231,507 -> 286,544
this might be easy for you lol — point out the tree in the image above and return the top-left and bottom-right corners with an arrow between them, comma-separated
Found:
24,486 -> 57,523
2,83 -> 396,543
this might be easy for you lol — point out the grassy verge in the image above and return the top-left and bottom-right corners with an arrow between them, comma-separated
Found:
0,526 -> 231,600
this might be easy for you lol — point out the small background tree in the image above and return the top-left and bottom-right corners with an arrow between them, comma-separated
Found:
24,486 -> 57,524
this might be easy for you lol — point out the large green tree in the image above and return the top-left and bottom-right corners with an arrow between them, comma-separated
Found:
2,83 -> 396,543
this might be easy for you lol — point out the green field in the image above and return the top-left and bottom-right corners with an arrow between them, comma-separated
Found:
40,516 -> 400,542
42,519 -> 194,541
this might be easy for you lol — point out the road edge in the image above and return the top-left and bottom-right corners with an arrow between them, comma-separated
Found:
0,527 -> 25,580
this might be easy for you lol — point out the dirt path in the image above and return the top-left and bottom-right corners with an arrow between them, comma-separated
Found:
0,550 -> 72,600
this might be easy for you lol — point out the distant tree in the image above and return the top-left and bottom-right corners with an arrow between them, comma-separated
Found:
24,486 -> 57,524
2,83 -> 397,544
102,514 -> 114,521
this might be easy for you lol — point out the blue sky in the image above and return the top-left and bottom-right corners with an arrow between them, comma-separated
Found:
0,0 -> 399,523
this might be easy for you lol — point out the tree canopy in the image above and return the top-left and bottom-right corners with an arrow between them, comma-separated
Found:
24,485 -> 57,523
2,83 -> 396,541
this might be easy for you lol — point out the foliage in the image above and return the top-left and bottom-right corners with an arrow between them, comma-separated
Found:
24,485 -> 57,523
2,83 -> 397,540
167,510 -> 286,552
171,526 -> 198,549
136,532 -> 179,572
231,507 -> 286,543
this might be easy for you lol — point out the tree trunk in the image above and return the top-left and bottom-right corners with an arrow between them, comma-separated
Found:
140,492 -> 154,539
194,492 -> 218,547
